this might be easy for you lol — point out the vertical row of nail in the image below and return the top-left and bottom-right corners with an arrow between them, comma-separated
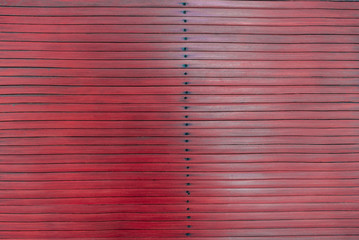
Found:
181,2 -> 191,238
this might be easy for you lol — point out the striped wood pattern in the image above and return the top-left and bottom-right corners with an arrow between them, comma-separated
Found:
1,0 -> 359,239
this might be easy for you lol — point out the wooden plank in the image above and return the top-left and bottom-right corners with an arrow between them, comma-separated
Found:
3,52 -> 359,61
2,179 -> 359,190
1,136 -> 358,146
1,163 -> 359,173
1,77 -> 359,86
1,120 -> 359,130
1,112 -> 359,122
0,144 -> 357,154
0,94 -> 356,104
0,86 -> 358,95
2,103 -> 359,112
0,7 -> 358,18
4,33 -> 359,44
3,42 -> 359,52
0,128 -> 358,137
0,153 -> 357,164
1,188 -> 359,198
2,195 -> 359,205
3,68 -> 359,78
4,59 -> 359,68
4,16 -> 359,26
2,0 -> 359,9
0,237 -> 355,240
4,25 -> 359,35
0,211 -> 358,221
2,171 -> 357,181
0,229 -> 357,238
1,219 -> 359,230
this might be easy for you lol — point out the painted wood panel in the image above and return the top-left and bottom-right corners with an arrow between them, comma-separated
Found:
0,0 -> 358,239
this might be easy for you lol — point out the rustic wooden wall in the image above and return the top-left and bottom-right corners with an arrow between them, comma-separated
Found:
1,0 -> 359,239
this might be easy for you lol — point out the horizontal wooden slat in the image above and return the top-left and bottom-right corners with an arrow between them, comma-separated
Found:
2,171 -> 357,181
0,238 -> 355,240
1,120 -> 358,130
0,153 -> 357,164
2,179 -> 359,190
4,59 -> 359,68
3,52 -> 359,61
3,42 -> 359,52
0,229 -> 358,238
0,94 -> 356,104
4,25 -> 359,35
2,136 -> 359,145
0,128 -> 358,137
4,202 -> 359,213
1,188 -> 359,198
0,163 -> 358,173
1,77 -> 359,86
1,219 -> 359,231
1,112 -> 358,122
2,103 -> 359,112
2,0 -> 359,9
2,195 -> 359,205
1,7 -> 359,18
0,0 -> 359,9
0,211 -> 358,222
4,33 -> 359,44
3,69 -> 359,78
4,16 -> 359,26
0,145 -> 357,154
0,86 -> 358,95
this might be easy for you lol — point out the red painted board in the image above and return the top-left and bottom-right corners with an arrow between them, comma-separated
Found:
4,25 -> 359,35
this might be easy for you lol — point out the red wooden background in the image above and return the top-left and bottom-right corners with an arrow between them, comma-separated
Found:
1,0 -> 359,239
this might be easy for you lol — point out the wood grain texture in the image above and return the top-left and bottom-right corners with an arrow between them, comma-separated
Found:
0,0 -> 359,239
5,25 -> 359,35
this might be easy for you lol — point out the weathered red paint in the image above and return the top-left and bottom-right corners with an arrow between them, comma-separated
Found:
1,0 -> 359,239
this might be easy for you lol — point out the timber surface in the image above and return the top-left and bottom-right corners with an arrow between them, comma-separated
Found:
1,0 -> 359,239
